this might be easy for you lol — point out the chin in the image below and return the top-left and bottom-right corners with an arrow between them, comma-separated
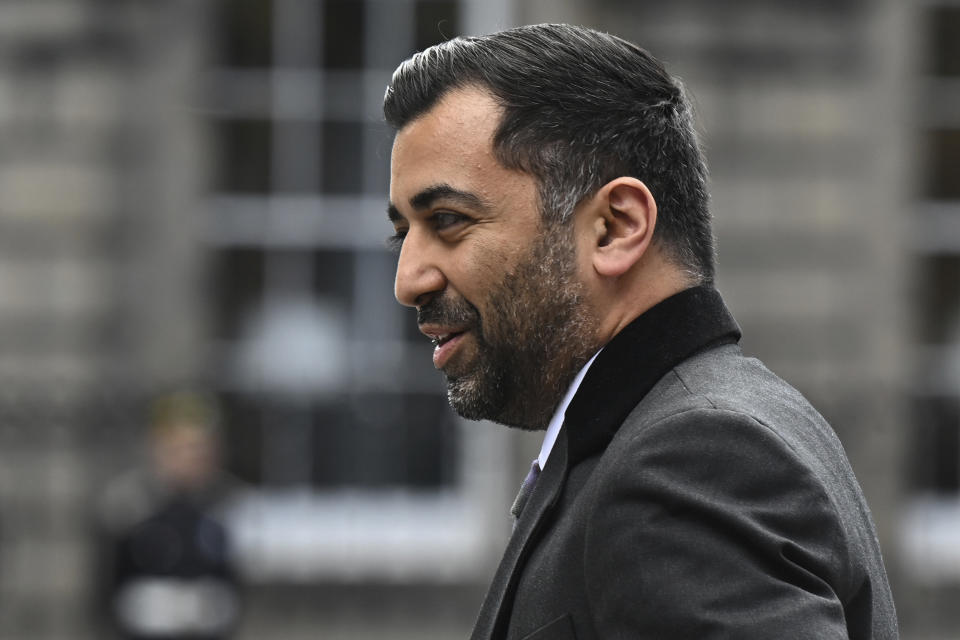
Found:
444,376 -> 486,421
446,380 -> 547,431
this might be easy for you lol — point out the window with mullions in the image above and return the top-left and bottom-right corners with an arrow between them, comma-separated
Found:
204,0 -> 489,582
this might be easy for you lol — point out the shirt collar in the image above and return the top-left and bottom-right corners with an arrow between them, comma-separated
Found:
538,350 -> 601,470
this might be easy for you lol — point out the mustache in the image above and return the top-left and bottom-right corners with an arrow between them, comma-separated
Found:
417,293 -> 480,328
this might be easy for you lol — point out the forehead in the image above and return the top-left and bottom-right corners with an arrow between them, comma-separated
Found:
394,85 -> 501,155
389,87 -> 508,202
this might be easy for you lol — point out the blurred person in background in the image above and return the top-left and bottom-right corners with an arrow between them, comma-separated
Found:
384,24 -> 898,640
95,391 -> 241,640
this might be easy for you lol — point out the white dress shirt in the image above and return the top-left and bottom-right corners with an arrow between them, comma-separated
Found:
538,350 -> 601,470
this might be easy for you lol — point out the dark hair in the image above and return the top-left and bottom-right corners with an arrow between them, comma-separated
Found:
383,23 -> 715,283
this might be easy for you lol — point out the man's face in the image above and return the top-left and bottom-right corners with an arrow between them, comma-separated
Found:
388,87 -> 598,430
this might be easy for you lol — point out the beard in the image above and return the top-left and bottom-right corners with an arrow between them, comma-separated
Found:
417,223 -> 598,431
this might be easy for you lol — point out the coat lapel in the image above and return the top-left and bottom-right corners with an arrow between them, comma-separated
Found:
470,431 -> 569,640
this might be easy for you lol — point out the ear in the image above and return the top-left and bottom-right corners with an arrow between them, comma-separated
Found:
590,177 -> 657,278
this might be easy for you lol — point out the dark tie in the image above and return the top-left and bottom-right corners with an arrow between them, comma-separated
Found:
510,459 -> 542,522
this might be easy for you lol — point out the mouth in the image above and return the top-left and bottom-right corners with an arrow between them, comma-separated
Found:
421,327 -> 468,369
429,332 -> 461,347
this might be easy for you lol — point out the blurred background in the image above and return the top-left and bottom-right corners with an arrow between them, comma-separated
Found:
0,0 -> 955,638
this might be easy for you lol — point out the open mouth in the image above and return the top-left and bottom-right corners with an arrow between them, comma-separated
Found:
432,332 -> 463,347
427,330 -> 468,369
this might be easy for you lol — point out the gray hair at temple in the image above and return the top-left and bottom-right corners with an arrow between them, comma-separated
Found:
383,23 -> 715,284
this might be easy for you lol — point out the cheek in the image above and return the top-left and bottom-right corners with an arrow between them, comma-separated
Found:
450,248 -> 516,333
475,231 -> 532,272
458,239 -> 512,292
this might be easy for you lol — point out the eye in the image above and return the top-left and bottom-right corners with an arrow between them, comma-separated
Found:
431,211 -> 467,231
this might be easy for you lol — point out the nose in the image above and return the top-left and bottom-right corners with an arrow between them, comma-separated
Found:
394,233 -> 446,308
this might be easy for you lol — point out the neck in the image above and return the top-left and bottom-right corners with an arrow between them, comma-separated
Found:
596,259 -> 695,348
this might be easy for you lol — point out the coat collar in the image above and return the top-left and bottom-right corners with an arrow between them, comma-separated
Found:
564,285 -> 741,466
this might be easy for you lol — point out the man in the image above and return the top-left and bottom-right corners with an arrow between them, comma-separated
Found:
96,392 -> 241,640
384,24 -> 898,640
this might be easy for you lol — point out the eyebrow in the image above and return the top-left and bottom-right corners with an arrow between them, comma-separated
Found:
387,183 -> 491,223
